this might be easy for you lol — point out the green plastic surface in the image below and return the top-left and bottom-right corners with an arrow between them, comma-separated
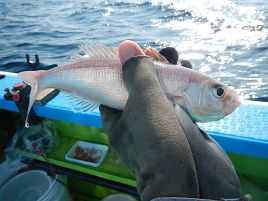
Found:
16,119 -> 136,187
229,153 -> 268,179
229,153 -> 268,201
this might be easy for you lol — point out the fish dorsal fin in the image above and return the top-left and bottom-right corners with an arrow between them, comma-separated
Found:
70,44 -> 119,62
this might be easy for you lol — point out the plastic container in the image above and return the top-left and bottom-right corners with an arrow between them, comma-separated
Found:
0,170 -> 72,201
39,174 -> 72,201
102,193 -> 137,201
21,120 -> 59,155
7,120 -> 59,156
0,170 -> 51,201
0,159 -> 27,187
65,141 -> 109,167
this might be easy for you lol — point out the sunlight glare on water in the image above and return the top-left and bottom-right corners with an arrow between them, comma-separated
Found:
0,0 -> 268,99
149,0 -> 268,99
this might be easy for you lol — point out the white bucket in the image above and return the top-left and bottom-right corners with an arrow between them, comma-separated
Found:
0,170 -> 72,201
0,170 -> 51,201
102,193 -> 137,201
39,174 -> 72,201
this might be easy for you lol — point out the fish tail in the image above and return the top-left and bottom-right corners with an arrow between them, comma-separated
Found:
18,70 -> 45,127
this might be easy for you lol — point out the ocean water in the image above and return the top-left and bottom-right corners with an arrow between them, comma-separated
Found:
0,0 -> 268,100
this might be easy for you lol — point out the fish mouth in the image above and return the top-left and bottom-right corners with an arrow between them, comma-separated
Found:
232,96 -> 241,108
225,96 -> 241,116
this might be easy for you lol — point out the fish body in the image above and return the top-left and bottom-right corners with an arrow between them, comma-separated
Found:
18,45 -> 240,127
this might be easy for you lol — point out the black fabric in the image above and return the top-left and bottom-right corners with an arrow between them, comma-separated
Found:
174,105 -> 241,199
99,56 -> 242,201
180,60 -> 193,69
159,47 -> 192,69
159,47 -> 179,64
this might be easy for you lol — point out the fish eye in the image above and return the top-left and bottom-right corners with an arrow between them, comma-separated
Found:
213,86 -> 225,98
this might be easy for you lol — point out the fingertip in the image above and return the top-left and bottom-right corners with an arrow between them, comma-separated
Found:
119,40 -> 145,64
159,47 -> 179,65
180,60 -> 193,69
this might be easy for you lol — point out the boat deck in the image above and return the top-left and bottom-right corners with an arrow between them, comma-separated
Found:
0,71 -> 268,160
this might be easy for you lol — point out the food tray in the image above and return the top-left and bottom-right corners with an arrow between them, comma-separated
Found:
65,141 -> 109,167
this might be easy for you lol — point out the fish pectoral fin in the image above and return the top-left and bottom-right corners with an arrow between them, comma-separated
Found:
63,93 -> 99,114
70,44 -> 119,62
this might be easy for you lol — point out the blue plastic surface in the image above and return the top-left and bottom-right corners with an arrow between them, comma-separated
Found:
198,100 -> 268,159
0,72 -> 268,159
198,101 -> 268,141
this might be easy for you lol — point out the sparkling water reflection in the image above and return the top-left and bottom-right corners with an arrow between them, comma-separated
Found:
0,0 -> 267,99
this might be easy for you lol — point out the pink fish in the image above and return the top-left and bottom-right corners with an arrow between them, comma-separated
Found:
19,40 -> 240,127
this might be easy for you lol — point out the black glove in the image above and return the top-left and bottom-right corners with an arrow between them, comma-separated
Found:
159,47 -> 192,69
99,41 -> 242,201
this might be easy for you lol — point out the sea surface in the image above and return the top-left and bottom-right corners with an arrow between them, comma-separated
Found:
0,0 -> 268,100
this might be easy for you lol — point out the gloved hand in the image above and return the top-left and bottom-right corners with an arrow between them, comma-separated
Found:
99,40 -> 242,201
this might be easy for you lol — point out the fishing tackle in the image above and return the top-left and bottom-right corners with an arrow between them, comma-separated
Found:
26,54 -> 57,70
4,83 -> 43,126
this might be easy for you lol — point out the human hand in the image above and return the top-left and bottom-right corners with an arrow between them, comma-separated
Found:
99,40 -> 242,201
